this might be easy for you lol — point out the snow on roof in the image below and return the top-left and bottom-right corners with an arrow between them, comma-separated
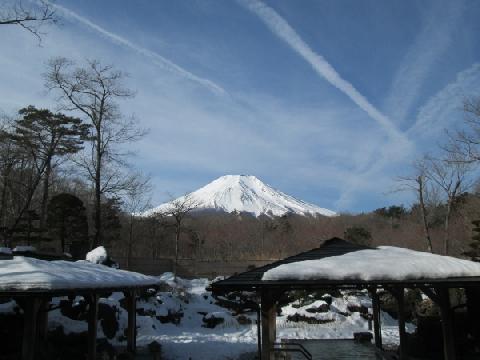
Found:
0,256 -> 160,292
262,246 -> 480,282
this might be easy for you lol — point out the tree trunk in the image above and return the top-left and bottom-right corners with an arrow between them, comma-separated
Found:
40,161 -> 51,228
418,176 -> 433,253
444,200 -> 452,256
0,167 -> 11,246
174,224 -> 180,281
93,127 -> 102,248
127,214 -> 134,270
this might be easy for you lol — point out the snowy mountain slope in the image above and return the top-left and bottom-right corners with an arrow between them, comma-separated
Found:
144,175 -> 336,217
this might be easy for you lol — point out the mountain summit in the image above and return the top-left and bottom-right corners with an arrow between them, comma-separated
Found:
144,175 -> 336,217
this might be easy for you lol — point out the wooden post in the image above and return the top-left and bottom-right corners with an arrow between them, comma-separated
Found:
126,290 -> 137,353
257,304 -> 262,360
391,287 -> 407,360
37,298 -> 50,342
438,288 -> 456,360
465,287 -> 480,346
87,293 -> 99,360
22,297 -> 41,360
261,289 -> 277,360
370,289 -> 382,349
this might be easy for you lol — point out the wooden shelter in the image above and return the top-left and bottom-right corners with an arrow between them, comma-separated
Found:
0,252 -> 160,360
211,238 -> 480,360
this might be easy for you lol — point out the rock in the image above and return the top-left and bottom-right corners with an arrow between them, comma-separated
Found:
98,303 -> 119,339
321,294 -> 333,305
347,304 -> 368,314
59,299 -> 88,321
286,314 -> 334,324
415,298 -> 440,317
138,288 -> 157,301
305,303 -> 330,313
236,314 -> 253,325
202,313 -> 225,328
137,307 -> 156,317
354,332 -> 373,343
157,309 -> 183,324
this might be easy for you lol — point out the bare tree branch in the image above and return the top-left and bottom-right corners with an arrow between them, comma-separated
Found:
0,0 -> 57,43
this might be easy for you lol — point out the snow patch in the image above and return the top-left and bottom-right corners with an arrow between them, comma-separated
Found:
13,246 -> 36,252
86,246 -> 108,264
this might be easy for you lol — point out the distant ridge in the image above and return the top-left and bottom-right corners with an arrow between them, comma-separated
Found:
144,175 -> 336,217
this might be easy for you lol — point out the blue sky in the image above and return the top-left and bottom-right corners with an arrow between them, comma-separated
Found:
1,0 -> 480,213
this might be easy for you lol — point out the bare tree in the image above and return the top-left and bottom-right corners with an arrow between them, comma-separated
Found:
423,154 -> 472,255
447,97 -> 480,162
159,194 -> 200,280
397,158 -> 436,253
122,173 -> 152,270
0,0 -> 56,42
44,57 -> 146,247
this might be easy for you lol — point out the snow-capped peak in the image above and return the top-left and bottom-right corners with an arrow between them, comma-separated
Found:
144,175 -> 336,217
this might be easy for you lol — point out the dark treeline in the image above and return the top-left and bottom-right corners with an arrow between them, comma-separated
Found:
0,57 -> 147,258
110,192 -> 480,265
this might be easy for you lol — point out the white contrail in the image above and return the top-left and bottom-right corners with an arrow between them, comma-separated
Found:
238,0 -> 408,145
384,0 -> 464,124
50,2 -> 226,95
408,63 -> 480,136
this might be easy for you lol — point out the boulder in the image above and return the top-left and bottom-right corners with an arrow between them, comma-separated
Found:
202,312 -> 226,328
354,332 -> 373,343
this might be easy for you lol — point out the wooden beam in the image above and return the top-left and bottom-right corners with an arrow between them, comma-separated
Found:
87,293 -> 99,360
126,290 -> 137,353
256,304 -> 262,360
22,297 -> 41,360
261,289 -> 277,360
437,288 -> 456,360
389,287 -> 407,360
37,298 -> 50,342
369,288 -> 382,349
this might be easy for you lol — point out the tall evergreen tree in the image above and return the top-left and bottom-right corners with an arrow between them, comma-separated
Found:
465,219 -> 480,262
47,193 -> 88,256
9,106 -> 90,232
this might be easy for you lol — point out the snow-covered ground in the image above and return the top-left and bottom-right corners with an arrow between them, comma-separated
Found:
0,272 -> 414,360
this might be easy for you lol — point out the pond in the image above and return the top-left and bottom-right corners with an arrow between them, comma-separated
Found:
284,339 -> 381,360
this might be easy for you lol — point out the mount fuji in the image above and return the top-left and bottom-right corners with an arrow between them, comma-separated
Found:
144,175 -> 336,217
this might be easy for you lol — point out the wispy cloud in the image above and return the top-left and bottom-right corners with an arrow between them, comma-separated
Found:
408,63 -> 480,137
237,0 -> 409,147
49,2 -> 226,95
384,0 -> 464,124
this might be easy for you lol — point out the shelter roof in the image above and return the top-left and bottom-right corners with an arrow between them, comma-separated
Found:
0,256 -> 160,296
211,238 -> 480,292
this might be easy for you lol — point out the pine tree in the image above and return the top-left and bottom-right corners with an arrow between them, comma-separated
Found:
47,193 -> 88,256
465,219 -> 480,262
8,106 -> 90,233
10,209 -> 50,248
